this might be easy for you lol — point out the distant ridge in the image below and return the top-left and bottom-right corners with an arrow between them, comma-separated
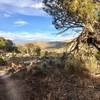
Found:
16,41 -> 68,49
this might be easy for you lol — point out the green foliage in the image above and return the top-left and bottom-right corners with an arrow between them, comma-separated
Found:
68,0 -> 99,24
43,0 -> 100,31
0,38 -> 7,47
95,51 -> 100,60
0,57 -> 4,62
64,54 -> 85,73
0,56 -> 7,66
34,64 -> 46,75
0,37 -> 17,52
35,47 -> 41,56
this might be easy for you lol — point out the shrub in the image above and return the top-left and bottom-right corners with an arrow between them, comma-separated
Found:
64,54 -> 87,74
0,37 -> 18,52
95,51 -> 100,60
0,57 -> 7,66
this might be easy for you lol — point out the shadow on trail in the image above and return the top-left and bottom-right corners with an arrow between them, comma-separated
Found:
25,54 -> 100,100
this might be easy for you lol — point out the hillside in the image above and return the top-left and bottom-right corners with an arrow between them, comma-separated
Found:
17,41 -> 67,49
0,37 -> 100,100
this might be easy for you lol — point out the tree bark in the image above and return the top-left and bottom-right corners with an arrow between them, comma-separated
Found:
69,24 -> 100,53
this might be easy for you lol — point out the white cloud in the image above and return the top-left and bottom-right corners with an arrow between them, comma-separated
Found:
14,20 -> 28,26
31,2 -> 44,9
3,13 -> 11,17
0,0 -> 42,8
0,0 -> 47,16
0,31 -> 77,43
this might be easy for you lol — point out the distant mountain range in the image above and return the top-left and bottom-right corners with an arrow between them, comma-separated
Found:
16,41 -> 69,49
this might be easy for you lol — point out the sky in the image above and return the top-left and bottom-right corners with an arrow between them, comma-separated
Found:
0,0 -> 80,43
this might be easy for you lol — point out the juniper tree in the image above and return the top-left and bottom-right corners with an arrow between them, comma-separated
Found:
43,0 -> 100,51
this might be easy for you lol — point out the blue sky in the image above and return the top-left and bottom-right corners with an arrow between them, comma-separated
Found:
0,0 -> 80,43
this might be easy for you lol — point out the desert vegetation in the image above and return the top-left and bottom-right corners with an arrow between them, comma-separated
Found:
0,35 -> 100,100
0,0 -> 100,100
0,37 -> 18,53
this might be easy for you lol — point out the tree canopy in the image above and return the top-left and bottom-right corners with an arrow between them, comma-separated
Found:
0,37 -> 18,52
43,0 -> 100,32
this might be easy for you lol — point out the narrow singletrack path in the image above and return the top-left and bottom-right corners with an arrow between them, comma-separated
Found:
0,71 -> 28,100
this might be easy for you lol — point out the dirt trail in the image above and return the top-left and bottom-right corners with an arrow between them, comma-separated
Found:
0,71 -> 29,100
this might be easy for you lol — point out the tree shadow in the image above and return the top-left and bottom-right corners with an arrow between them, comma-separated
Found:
25,52 -> 100,100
